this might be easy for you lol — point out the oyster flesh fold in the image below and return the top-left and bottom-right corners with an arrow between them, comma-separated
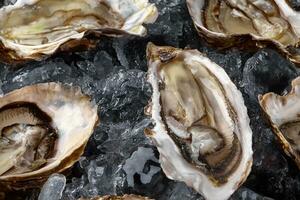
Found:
0,83 -> 98,190
259,76 -> 300,169
0,0 -> 158,61
145,43 -> 253,200
186,0 -> 300,64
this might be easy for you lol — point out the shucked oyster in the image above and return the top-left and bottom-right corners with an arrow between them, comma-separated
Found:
186,0 -> 300,64
0,0 -> 158,62
259,77 -> 300,169
145,43 -> 253,200
0,83 -> 98,190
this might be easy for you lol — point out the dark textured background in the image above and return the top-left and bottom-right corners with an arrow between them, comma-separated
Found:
0,0 -> 300,199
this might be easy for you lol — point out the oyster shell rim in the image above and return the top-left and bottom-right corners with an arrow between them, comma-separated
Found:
259,77 -> 300,169
0,82 -> 99,189
186,0 -> 300,65
145,42 -> 253,200
0,0 -> 158,63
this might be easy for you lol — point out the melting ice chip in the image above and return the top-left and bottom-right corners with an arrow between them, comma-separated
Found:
38,173 -> 66,200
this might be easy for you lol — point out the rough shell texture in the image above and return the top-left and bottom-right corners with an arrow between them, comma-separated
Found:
145,43 -> 253,200
259,76 -> 300,169
186,0 -> 300,64
0,82 -> 98,190
0,0 -> 158,62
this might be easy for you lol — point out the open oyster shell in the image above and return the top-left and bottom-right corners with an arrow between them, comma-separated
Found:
0,83 -> 98,190
186,0 -> 300,64
0,0 -> 158,62
145,43 -> 253,200
79,194 -> 152,200
259,77 -> 300,169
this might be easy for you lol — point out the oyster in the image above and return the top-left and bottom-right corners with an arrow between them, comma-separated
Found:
145,43 -> 253,200
0,0 -> 158,62
186,0 -> 300,64
0,83 -> 98,190
259,76 -> 300,169
79,194 -> 152,200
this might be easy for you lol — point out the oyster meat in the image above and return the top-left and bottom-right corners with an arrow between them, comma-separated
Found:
145,43 -> 253,200
259,76 -> 300,169
186,0 -> 300,64
0,83 -> 98,190
0,0 -> 158,61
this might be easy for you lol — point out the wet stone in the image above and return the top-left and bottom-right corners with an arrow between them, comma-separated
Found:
97,69 -> 152,122
288,0 -> 300,11
112,38 -> 130,68
230,187 -> 274,200
158,182 -> 203,200
242,49 -> 299,105
111,38 -> 149,70
0,81 -> 3,96
75,51 -> 116,80
206,49 -> 246,87
1,59 -> 76,93
3,0 -> 16,6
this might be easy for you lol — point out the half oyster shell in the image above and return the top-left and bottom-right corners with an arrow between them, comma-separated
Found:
0,0 -> 158,62
186,0 -> 300,64
0,83 -> 98,190
145,43 -> 253,200
259,77 -> 300,169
